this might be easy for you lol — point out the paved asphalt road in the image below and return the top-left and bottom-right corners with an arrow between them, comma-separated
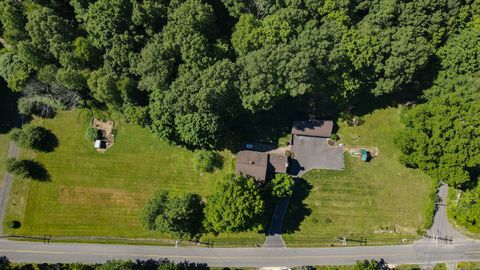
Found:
0,141 -> 19,234
2,239 -> 480,267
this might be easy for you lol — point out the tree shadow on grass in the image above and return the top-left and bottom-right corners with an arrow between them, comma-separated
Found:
37,128 -> 59,152
282,178 -> 313,234
23,160 -> 51,182
348,89 -> 423,117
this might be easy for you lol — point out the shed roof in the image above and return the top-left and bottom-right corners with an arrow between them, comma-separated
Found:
236,150 -> 268,182
291,120 -> 333,138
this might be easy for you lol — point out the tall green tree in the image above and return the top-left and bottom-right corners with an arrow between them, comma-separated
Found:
451,182 -> 480,232
25,6 -> 73,59
84,0 -> 132,49
396,82 -> 480,187
0,0 -> 28,45
142,190 -> 204,239
204,174 -> 264,233
238,44 -> 314,112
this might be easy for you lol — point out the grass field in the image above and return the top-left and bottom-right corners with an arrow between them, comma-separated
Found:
4,110 -> 264,246
282,107 -> 434,247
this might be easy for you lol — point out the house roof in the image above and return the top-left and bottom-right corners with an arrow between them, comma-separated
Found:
291,120 -> 334,138
268,153 -> 288,174
236,150 -> 268,182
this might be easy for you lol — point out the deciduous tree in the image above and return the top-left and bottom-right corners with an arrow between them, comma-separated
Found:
204,174 -> 264,233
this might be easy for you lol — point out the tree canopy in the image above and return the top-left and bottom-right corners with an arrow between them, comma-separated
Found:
204,174 -> 264,233
0,0 -> 473,149
142,190 -> 204,239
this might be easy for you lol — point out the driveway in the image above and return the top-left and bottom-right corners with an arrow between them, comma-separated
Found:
291,135 -> 344,175
0,141 -> 19,235
416,184 -> 472,245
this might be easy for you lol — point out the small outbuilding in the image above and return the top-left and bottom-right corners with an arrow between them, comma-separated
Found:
94,140 -> 102,149
92,118 -> 115,152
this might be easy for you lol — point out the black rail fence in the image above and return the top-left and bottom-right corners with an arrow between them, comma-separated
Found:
423,232 -> 453,244
0,234 -> 52,244
283,236 -> 417,247
0,234 -> 215,247
1,234 -> 422,247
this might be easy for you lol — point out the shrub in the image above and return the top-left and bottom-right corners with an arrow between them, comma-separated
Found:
330,134 -> 338,141
6,220 -> 21,229
339,112 -> 364,126
193,150 -> 223,173
5,158 -> 50,181
9,124 -> 57,152
285,150 -> 294,158
433,264 -> 447,270
85,126 -> 99,141
6,158 -> 30,178
17,98 -> 56,118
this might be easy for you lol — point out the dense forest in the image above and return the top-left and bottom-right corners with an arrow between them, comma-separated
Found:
0,0 -> 479,232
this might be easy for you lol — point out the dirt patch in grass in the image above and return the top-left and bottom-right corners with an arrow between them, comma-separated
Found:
58,186 -> 139,207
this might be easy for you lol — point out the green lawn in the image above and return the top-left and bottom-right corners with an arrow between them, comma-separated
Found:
0,134 -> 10,184
4,110 -> 264,246
283,107 -> 434,247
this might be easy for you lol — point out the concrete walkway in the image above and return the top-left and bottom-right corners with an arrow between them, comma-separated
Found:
0,141 -> 19,235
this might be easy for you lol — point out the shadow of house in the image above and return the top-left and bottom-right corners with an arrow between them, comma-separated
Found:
282,178 -> 313,234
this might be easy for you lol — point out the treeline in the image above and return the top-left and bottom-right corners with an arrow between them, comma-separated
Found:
0,256 -> 209,270
0,0 -> 476,149
394,8 -> 480,231
0,256 -> 399,270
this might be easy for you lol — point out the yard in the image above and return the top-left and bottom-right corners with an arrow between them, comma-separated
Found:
282,107 -> 435,247
3,110 -> 264,246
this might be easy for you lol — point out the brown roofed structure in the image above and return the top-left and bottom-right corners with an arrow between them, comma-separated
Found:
236,150 -> 268,182
291,120 -> 333,138
268,153 -> 288,174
